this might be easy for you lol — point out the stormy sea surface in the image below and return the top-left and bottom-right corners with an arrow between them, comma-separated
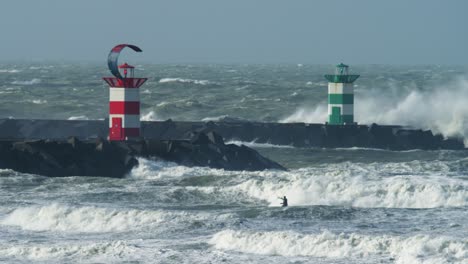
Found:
0,63 -> 468,263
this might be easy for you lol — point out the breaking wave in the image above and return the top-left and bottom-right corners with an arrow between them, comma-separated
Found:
0,241 -> 139,262
67,115 -> 89,120
141,110 -> 162,121
30,99 -> 47,104
282,78 -> 468,141
280,104 -> 328,124
159,78 -> 213,85
0,69 -> 21,73
129,158 -> 229,180
227,163 -> 468,208
201,115 -> 251,123
225,140 -> 294,149
130,159 -> 468,208
210,230 -> 468,264
11,78 -> 41,85
0,203 -> 226,233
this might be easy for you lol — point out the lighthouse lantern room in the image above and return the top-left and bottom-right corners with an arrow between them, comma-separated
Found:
324,63 -> 360,125
103,44 -> 147,141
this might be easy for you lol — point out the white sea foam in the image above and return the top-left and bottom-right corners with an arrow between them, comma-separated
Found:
141,110 -> 162,121
159,78 -> 212,85
305,81 -> 327,86
30,99 -> 47,104
229,165 -> 468,208
67,115 -> 89,120
280,104 -> 328,124
129,158 -> 229,180
28,65 -> 54,70
0,203 -> 220,233
11,78 -> 41,85
0,240 -> 139,262
0,69 -> 21,73
202,115 -> 229,122
210,230 -> 468,264
283,78 -> 468,142
201,115 -> 250,122
130,159 -> 468,208
225,140 -> 294,149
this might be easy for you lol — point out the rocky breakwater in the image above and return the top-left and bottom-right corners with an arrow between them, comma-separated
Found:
0,131 -> 285,178
176,121 -> 465,150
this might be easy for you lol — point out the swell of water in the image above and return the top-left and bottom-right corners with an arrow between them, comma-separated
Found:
210,229 -> 468,264
1,203 -> 233,233
130,158 -> 468,208
0,240 -> 140,262
1,64 -> 467,264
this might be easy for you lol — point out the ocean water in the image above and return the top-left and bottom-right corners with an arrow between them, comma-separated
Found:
0,63 -> 467,263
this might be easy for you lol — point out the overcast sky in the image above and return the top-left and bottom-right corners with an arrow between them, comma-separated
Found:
1,0 -> 467,64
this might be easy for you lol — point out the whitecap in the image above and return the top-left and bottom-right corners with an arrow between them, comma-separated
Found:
201,115 -> 250,123
141,111 -> 161,121
67,115 -> 88,120
210,229 -> 468,264
137,158 -> 468,208
11,78 -> 41,85
225,140 -> 294,149
0,203 -> 230,233
0,240 -> 139,262
159,78 -> 212,85
226,163 -> 468,208
30,99 -> 47,104
0,69 -> 21,73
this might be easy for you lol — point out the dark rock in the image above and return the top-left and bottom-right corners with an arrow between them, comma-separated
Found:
0,119 -> 465,151
0,138 -> 138,178
0,131 -> 285,177
441,137 -> 465,150
144,131 -> 285,171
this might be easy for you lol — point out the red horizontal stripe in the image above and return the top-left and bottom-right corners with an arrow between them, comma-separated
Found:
109,102 -> 140,115
108,128 -> 140,141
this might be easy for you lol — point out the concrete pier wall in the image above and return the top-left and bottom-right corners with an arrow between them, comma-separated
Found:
0,118 -> 463,150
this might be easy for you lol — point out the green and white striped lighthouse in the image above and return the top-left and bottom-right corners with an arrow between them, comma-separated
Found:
324,63 -> 360,125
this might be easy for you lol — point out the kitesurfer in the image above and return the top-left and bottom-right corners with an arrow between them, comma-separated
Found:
279,196 -> 288,207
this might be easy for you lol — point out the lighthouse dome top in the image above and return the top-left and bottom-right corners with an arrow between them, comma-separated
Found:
336,63 -> 349,68
118,63 -> 135,69
324,63 -> 360,83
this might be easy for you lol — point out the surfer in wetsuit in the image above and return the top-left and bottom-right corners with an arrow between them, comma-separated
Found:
279,196 -> 288,207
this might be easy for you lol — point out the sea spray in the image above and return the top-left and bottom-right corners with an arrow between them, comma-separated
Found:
141,110 -> 162,121
282,77 -> 468,142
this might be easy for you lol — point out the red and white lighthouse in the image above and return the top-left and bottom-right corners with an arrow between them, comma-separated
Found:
103,44 -> 147,141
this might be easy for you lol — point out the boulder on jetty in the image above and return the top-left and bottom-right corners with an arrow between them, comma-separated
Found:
0,118 -> 464,150
0,131 -> 285,178
189,121 -> 465,150
0,137 -> 138,178
142,131 -> 285,171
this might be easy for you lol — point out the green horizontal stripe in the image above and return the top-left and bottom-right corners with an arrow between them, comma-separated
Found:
328,94 -> 354,104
